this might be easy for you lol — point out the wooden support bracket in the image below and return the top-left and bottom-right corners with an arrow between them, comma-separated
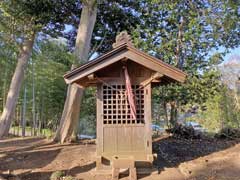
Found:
87,73 -> 95,80
111,156 -> 137,180
140,72 -> 163,86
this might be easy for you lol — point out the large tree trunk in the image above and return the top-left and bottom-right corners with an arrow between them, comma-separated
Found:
0,33 -> 35,138
2,66 -> 8,109
53,0 -> 97,143
21,83 -> 27,137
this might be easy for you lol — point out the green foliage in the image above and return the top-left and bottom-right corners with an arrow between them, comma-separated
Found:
79,87 -> 96,136
50,170 -> 65,180
132,1 -> 240,73
153,69 -> 222,127
184,70 -> 222,106
220,89 -> 240,128
10,126 -> 53,138
0,36 -> 17,113
0,39 -> 73,132
187,95 -> 222,132
65,1 -> 149,53
27,39 -> 73,130
187,87 -> 240,132
133,1 -> 240,127
64,176 -> 76,180
0,0 -> 75,36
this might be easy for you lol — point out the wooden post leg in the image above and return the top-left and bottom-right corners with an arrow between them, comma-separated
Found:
96,156 -> 102,170
112,168 -> 120,180
129,168 -> 137,180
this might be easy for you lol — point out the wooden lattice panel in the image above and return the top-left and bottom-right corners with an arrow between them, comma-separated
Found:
102,85 -> 144,125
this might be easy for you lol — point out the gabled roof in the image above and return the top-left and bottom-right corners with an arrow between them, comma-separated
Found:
64,43 -> 187,85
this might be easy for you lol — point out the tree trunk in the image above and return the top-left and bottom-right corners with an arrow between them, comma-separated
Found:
37,111 -> 41,136
32,60 -> 37,136
17,105 -> 20,136
21,83 -> 27,137
40,95 -> 45,132
53,0 -> 97,143
163,101 -> 169,128
170,101 -> 178,127
0,33 -> 35,138
2,66 -> 8,109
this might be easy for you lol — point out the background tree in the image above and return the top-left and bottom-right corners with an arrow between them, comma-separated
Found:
132,0 -> 240,127
53,0 -> 97,143
0,0 -> 75,137
56,0 -> 240,139
54,0 -> 156,143
5,39 -> 73,137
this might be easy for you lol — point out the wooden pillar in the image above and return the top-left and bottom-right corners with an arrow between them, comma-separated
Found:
96,84 -> 103,168
144,83 -> 153,162
112,168 -> 120,180
130,168 -> 137,180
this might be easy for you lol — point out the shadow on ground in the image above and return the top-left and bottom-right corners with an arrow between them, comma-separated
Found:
0,136 -> 240,180
0,137 -> 96,180
17,162 -> 96,180
153,136 -> 240,169
129,135 -> 240,179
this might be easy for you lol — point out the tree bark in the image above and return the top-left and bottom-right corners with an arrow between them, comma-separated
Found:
169,101 -> 178,127
2,66 -> 8,108
53,0 -> 97,143
32,60 -> 37,136
163,101 -> 169,128
21,83 -> 27,137
0,33 -> 35,138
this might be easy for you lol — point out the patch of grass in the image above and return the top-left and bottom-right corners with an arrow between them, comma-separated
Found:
10,126 -> 54,138
41,128 -> 54,138
50,170 -> 65,180
64,176 -> 76,180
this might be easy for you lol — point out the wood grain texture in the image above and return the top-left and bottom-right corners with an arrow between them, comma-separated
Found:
64,43 -> 186,85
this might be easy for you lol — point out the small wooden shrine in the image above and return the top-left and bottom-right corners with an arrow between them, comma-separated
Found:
64,32 -> 186,176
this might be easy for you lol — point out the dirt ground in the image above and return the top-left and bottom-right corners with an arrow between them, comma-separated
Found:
0,136 -> 240,180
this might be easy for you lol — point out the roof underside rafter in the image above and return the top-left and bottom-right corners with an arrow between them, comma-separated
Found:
64,43 -> 187,85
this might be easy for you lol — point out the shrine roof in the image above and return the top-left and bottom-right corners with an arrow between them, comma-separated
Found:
64,32 -> 187,84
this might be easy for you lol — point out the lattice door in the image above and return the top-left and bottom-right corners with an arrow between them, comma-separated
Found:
102,85 -> 144,125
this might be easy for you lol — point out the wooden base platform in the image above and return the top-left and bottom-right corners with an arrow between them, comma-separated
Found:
92,166 -> 158,175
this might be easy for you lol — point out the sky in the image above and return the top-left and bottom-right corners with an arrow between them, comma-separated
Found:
223,47 -> 240,62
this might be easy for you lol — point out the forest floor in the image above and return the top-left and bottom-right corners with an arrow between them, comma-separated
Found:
0,136 -> 240,180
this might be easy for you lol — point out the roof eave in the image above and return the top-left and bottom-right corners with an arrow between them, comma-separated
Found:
64,43 -> 187,84
63,43 -> 129,79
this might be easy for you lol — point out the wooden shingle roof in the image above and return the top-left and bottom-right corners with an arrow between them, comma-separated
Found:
64,32 -> 187,85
